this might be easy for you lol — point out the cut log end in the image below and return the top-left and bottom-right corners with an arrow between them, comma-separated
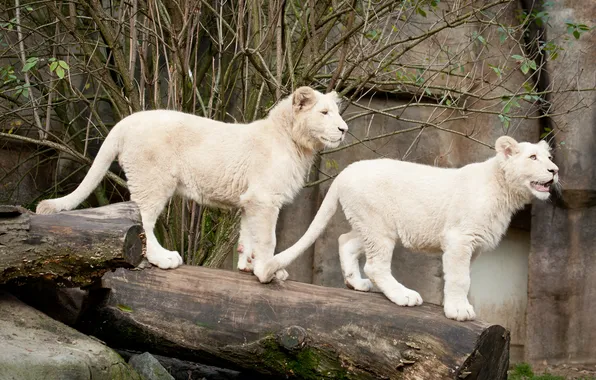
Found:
0,202 -> 144,287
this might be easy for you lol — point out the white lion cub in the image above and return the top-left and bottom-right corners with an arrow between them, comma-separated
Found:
37,87 -> 348,278
254,136 -> 559,321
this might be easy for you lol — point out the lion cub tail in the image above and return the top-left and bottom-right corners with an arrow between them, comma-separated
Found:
255,180 -> 340,282
36,125 -> 123,215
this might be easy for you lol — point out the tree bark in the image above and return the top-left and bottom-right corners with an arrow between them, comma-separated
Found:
79,266 -> 510,380
0,202 -> 143,286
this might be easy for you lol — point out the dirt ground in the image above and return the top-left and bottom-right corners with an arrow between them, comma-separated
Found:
533,363 -> 596,379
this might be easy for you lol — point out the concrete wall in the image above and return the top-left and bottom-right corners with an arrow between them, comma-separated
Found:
470,228 -> 530,363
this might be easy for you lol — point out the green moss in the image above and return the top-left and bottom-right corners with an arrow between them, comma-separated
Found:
259,336 -> 350,380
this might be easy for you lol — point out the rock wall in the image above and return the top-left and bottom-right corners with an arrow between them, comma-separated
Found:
525,0 -> 596,367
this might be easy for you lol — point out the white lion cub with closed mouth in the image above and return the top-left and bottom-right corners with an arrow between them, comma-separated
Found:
36,87 -> 348,277
254,136 -> 559,321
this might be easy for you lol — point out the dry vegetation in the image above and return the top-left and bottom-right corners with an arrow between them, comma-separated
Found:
0,0 -> 593,265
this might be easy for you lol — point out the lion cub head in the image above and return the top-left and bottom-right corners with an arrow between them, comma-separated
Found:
496,136 -> 559,200
291,87 -> 348,150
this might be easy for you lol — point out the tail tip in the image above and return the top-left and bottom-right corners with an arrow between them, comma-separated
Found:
36,199 -> 63,214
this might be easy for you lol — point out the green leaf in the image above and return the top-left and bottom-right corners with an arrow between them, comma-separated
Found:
511,54 -> 524,61
521,62 -> 529,74
573,30 -> 580,39
49,61 -> 58,72
499,32 -> 507,44
416,7 -> 427,17
117,304 -> 133,313
528,60 -> 537,70
503,102 -> 512,113
55,66 -> 65,79
488,64 -> 502,78
22,61 -> 37,73
550,51 -> 559,60
498,114 -> 511,130
477,35 -> 486,45
58,60 -> 69,70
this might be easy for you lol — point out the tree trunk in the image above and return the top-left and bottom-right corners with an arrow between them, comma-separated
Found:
79,266 -> 510,380
0,202 -> 143,286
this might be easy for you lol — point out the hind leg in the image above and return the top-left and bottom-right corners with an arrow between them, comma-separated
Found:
362,233 -> 423,307
129,176 -> 183,269
338,230 -> 373,292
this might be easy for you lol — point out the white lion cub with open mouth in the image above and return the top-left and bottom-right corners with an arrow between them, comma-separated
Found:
254,136 -> 559,321
36,87 -> 348,279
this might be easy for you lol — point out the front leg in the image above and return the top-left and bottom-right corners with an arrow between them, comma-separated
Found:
236,213 -> 254,273
243,204 -> 288,280
442,231 -> 476,321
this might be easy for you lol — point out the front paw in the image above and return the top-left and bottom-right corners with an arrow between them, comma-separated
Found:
346,278 -> 373,292
146,248 -> 183,269
253,260 -> 278,283
385,288 -> 423,307
237,249 -> 254,273
444,299 -> 476,321
274,269 -> 289,281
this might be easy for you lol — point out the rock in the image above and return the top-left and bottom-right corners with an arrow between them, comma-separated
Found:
0,291 -> 141,380
129,352 -> 174,380
118,350 -> 242,380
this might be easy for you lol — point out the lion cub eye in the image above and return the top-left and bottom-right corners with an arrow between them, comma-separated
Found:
321,110 -> 329,115
529,154 -> 537,160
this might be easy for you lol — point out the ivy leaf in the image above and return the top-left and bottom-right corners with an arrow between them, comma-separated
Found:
499,31 -> 507,44
55,66 -> 65,79
498,114 -> 511,130
503,102 -> 512,113
58,60 -> 69,70
49,61 -> 58,71
22,58 -> 38,73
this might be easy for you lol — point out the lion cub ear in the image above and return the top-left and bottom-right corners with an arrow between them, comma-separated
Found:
293,87 -> 317,111
327,90 -> 342,105
537,139 -> 552,151
495,136 -> 520,158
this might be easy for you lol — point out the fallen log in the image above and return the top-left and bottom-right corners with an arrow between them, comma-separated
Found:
79,266 -> 510,380
0,202 -> 143,286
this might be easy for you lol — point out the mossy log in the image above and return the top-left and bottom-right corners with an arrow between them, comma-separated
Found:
0,202 -> 143,286
79,266 -> 510,380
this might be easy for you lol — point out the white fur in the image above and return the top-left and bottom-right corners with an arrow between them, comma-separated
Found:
36,87 -> 348,274
254,136 -> 559,321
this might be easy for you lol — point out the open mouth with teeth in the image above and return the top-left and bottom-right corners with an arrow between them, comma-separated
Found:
531,180 -> 553,192
321,137 -> 342,144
